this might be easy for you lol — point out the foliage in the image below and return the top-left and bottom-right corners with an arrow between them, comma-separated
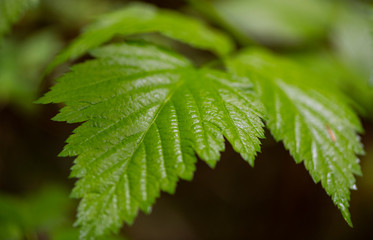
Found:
227,48 -> 363,225
0,0 -> 39,40
0,186 -> 126,240
0,186 -> 72,240
45,2 -> 234,73
1,0 -> 373,239
0,30 -> 61,111
211,0 -> 333,45
38,41 -> 264,238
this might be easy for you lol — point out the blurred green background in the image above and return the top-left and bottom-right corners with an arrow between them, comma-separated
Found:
1,0 -> 373,239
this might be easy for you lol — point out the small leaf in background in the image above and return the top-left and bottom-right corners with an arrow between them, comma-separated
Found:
0,195 -> 24,240
211,0 -> 333,46
46,2 -> 234,73
0,186 -> 72,240
0,30 -> 62,111
0,0 -> 39,40
0,185 -> 130,240
331,2 -> 373,87
40,0 -> 113,28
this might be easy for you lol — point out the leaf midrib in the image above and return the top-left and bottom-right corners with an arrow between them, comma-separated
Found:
89,72 -> 186,199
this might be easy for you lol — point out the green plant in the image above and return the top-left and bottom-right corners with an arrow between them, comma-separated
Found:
0,0 -> 39,39
2,0 -> 373,239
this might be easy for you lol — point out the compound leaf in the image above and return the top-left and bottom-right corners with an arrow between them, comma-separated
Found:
227,48 -> 364,226
46,2 -> 234,73
38,42 -> 263,239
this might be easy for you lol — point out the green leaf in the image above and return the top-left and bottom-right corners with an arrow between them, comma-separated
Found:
46,2 -> 234,73
38,42 -> 264,239
288,50 -> 373,119
0,30 -> 62,111
0,185 -> 72,240
227,48 -> 364,225
0,0 -> 38,40
331,1 -> 373,87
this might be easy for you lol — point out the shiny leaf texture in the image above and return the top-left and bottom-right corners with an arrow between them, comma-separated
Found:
0,0 -> 38,40
46,2 -> 234,73
38,42 -> 264,239
227,49 -> 364,225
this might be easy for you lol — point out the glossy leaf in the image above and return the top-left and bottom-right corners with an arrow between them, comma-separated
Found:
46,2 -> 234,73
38,42 -> 264,239
227,48 -> 364,225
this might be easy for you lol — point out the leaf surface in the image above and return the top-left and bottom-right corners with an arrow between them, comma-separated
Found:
38,42 -> 263,239
227,48 -> 364,225
46,2 -> 234,73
